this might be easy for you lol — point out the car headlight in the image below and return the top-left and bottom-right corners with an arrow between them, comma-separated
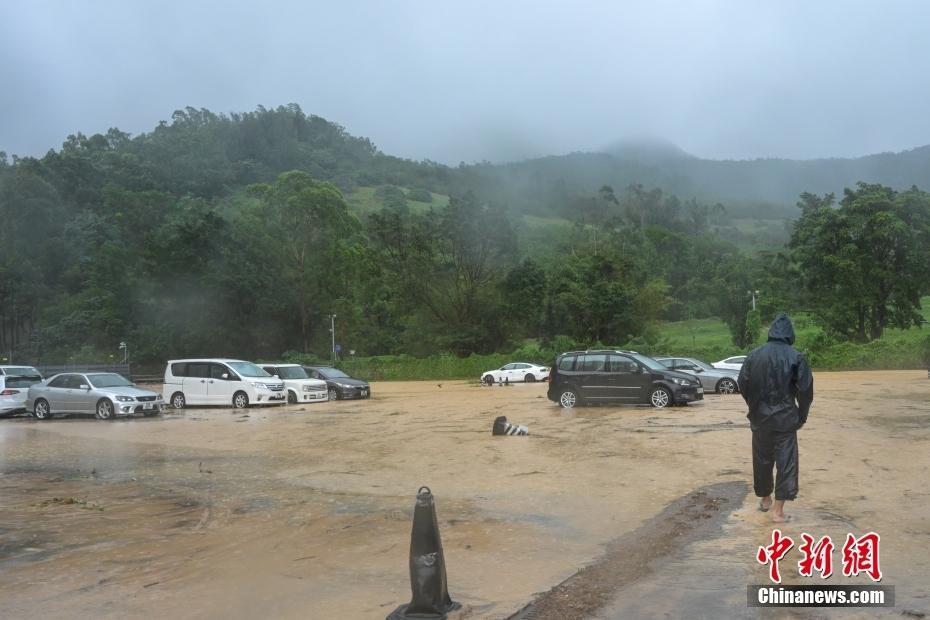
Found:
251,382 -> 269,389
337,382 -> 354,388
115,395 -> 134,402
671,378 -> 689,386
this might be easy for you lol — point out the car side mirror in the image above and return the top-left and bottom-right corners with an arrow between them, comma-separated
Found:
221,373 -> 229,380
80,384 -> 90,390
693,367 -> 704,373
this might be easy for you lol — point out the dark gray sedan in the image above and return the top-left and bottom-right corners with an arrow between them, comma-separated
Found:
27,372 -> 164,420
655,357 -> 740,394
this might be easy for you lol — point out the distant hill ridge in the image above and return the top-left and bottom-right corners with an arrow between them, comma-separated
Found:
496,139 -> 930,208
7,103 -> 930,214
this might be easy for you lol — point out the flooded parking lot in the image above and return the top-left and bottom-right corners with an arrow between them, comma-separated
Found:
1,372 -> 928,619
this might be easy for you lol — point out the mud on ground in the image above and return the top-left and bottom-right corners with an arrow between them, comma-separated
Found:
0,371 -> 928,619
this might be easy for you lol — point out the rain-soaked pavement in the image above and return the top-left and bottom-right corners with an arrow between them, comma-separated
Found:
0,372 -> 928,619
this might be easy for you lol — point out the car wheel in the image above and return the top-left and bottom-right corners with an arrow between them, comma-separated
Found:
650,387 -> 671,408
170,392 -> 186,409
287,390 -> 297,404
716,378 -> 737,394
558,388 -> 578,408
482,375 -> 494,386
96,399 -> 115,420
34,399 -> 52,420
328,387 -> 339,401
525,373 -> 536,383
232,391 -> 249,409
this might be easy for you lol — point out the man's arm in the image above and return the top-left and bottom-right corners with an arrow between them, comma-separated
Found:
738,356 -> 752,405
795,353 -> 814,427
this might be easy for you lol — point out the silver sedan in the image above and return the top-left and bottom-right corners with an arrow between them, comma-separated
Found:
27,372 -> 164,420
655,357 -> 740,394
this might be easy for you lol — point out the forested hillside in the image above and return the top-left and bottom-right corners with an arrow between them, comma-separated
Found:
1,104 -> 929,365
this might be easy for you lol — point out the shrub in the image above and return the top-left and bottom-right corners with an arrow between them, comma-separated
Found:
406,187 -> 433,203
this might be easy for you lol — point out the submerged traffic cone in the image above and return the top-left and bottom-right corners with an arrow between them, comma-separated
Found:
492,415 -> 528,436
388,487 -> 461,620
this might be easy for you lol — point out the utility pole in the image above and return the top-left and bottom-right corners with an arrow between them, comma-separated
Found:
9,289 -> 14,364
119,341 -> 128,364
329,314 -> 336,366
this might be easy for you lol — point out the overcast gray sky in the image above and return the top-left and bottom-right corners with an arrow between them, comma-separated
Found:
2,1 -> 929,163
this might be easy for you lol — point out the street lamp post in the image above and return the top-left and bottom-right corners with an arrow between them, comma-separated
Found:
119,341 -> 129,365
329,314 -> 336,366
748,290 -> 759,311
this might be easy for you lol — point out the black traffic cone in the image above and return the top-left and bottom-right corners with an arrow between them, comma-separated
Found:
388,487 -> 461,620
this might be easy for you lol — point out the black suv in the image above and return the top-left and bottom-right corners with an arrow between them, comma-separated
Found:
546,350 -> 703,408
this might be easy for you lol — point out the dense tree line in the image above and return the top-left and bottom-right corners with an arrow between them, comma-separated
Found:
1,105 -> 928,364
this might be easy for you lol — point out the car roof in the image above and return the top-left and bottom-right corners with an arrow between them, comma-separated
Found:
167,358 -> 250,363
559,349 -> 639,356
260,362 -> 301,367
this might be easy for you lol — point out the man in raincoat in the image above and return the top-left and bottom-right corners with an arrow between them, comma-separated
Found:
738,314 -> 814,523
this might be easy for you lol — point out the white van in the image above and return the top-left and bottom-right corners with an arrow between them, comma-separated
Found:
163,359 -> 286,409
259,363 -> 328,404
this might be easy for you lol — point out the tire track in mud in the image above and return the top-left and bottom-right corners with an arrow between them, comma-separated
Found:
507,481 -> 747,620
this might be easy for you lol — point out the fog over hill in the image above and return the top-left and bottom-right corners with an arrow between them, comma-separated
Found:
468,137 -> 930,215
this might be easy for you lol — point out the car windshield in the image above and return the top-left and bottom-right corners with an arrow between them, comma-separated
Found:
87,374 -> 133,388
319,368 -> 349,379
5,375 -> 42,388
688,359 -> 715,371
278,366 -> 308,379
228,362 -> 271,378
630,353 -> 666,371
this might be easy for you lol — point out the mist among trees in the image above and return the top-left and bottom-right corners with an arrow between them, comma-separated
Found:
1,105 -> 928,365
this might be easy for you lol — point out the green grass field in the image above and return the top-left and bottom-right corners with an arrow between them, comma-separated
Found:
344,186 -> 449,216
657,297 -> 930,369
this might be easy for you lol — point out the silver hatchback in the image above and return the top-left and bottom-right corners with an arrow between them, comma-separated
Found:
28,372 -> 164,420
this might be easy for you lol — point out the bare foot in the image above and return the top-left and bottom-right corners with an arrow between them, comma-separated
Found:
771,499 -> 789,523
759,496 -> 773,512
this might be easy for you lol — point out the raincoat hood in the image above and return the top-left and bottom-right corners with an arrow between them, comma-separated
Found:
767,314 -> 796,345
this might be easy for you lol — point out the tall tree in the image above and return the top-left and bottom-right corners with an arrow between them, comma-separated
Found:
790,183 -> 930,341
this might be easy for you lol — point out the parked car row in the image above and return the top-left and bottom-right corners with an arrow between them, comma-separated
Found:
481,351 -> 745,409
0,358 -> 372,420
163,359 -> 370,409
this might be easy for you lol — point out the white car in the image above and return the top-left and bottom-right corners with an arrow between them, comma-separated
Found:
163,359 -> 287,409
713,356 -> 747,371
1,371 -> 44,416
259,363 -> 328,404
0,365 -> 42,378
481,362 -> 549,385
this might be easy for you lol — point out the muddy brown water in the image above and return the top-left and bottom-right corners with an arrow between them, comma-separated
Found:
0,372 -> 928,619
